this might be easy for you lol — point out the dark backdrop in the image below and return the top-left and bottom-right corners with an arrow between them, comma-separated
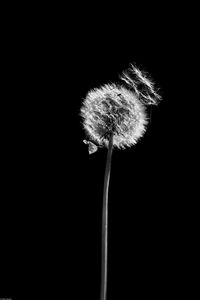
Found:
1,3 -> 197,300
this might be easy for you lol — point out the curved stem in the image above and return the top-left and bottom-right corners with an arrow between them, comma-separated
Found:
100,135 -> 113,300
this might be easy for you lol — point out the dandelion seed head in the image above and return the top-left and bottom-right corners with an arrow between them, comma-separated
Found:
81,83 -> 148,149
80,64 -> 162,150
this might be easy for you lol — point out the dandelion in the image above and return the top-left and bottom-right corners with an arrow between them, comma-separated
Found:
80,63 -> 162,300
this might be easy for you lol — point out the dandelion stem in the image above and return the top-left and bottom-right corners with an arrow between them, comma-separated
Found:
100,134 -> 113,300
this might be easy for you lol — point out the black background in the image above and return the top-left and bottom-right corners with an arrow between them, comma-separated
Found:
1,2 -> 197,300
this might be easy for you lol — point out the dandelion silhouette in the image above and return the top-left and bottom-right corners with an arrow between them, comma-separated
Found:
80,63 -> 162,300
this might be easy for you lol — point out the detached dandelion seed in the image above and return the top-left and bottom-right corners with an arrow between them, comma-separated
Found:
80,63 -> 162,300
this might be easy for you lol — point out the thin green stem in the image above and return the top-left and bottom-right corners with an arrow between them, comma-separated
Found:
100,134 -> 113,300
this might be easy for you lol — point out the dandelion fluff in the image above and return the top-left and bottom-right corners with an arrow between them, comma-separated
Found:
81,84 -> 147,149
120,63 -> 162,105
